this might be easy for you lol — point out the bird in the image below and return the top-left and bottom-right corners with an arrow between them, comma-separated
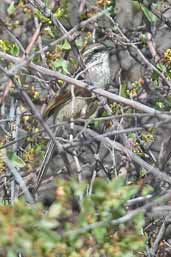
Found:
43,92 -> 99,121
43,43 -> 111,121
82,42 -> 111,89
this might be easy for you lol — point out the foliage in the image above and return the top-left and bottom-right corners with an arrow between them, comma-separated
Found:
7,151 -> 26,168
0,40 -> 20,56
0,177 -> 145,257
133,1 -> 157,24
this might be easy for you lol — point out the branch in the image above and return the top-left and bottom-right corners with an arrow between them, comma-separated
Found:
64,190 -> 171,236
0,64 -> 72,177
0,50 -> 170,118
64,125 -> 171,184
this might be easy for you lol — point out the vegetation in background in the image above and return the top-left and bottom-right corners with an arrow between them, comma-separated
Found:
0,177 -> 145,257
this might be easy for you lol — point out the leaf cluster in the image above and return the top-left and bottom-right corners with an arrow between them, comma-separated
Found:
0,178 -> 145,257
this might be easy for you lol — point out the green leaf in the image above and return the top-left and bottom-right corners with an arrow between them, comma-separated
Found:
44,26 -> 55,38
155,100 -> 165,110
9,44 -> 20,57
35,10 -> 52,24
7,151 -> 26,168
53,59 -> 69,74
93,226 -> 107,244
128,132 -> 136,140
60,40 -> 71,50
157,63 -> 166,73
140,4 -> 157,24
7,2 -> 16,16
54,7 -> 65,18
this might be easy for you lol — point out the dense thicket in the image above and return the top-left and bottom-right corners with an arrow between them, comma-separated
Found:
0,1 -> 171,256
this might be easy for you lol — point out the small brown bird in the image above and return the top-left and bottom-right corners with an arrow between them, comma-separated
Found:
43,43 -> 111,121
43,92 -> 98,121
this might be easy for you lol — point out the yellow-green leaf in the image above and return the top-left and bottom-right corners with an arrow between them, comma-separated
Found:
7,151 -> 26,168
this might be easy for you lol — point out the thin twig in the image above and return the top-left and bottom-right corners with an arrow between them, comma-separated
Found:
0,50 -> 167,118
149,221 -> 167,257
64,125 -> 171,184
64,190 -> 171,236
0,64 -> 71,175
2,150 -> 34,204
